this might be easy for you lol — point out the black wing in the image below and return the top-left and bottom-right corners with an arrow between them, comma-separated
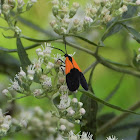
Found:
66,68 -> 80,92
80,72 -> 88,91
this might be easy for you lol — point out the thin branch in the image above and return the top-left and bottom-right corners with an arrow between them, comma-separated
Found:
96,100 -> 140,135
65,41 -> 140,78
0,43 -> 40,53
79,89 -> 140,115
109,121 -> 140,133
97,55 -> 140,78
118,15 -> 140,22
83,61 -> 99,74
65,40 -> 95,56
98,75 -> 124,111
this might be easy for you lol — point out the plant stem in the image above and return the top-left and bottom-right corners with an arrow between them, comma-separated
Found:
96,101 -> 140,135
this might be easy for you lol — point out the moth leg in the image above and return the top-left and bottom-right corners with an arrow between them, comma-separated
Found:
60,65 -> 65,75
57,59 -> 65,64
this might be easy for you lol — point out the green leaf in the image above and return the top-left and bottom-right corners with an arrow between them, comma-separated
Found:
16,37 -> 31,71
68,35 -> 99,47
136,129 -> 140,140
0,53 -> 20,77
122,24 -> 140,43
80,90 -> 98,139
79,89 -> 140,115
97,112 -> 116,127
21,35 -> 61,43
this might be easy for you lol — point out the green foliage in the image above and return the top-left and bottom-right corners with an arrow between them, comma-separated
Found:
16,37 -> 31,72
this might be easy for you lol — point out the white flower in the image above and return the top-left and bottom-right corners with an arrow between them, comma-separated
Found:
20,120 -> 27,128
41,43 -> 53,55
73,2 -> 80,9
42,77 -> 52,87
106,135 -> 118,140
78,102 -> 83,107
15,67 -> 26,82
59,85 -> 68,93
27,64 -> 35,80
2,89 -> 9,95
9,79 -> 21,91
19,67 -> 26,77
72,98 -> 78,103
103,14 -> 112,23
122,5 -> 128,12
57,92 -> 71,109
5,115 -> 12,122
60,125 -> 66,131
1,123 -> 10,131
33,58 -> 43,70
46,62 -> 54,69
136,0 -> 140,5
81,132 -> 93,140
69,131 -> 78,140
67,107 -> 75,116
84,16 -> 93,23
33,89 -> 42,96
79,108 -> 86,115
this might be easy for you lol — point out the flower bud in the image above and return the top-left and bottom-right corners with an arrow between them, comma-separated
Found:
50,20 -> 57,28
73,2 -> 80,9
60,125 -> 66,131
20,120 -> 27,128
136,0 -> 140,5
52,5 -> 59,17
69,8 -> 77,18
1,123 -> 10,131
17,0 -> 25,13
33,89 -> 43,97
79,108 -> 86,115
15,26 -> 22,34
72,98 -> 78,103
8,0 -> 16,9
2,4 -> 10,15
73,19 -> 80,26
67,108 -> 75,116
2,89 -> 12,98
121,5 -> 128,12
78,102 -> 83,107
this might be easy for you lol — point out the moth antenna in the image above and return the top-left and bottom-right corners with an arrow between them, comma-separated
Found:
48,45 -> 65,54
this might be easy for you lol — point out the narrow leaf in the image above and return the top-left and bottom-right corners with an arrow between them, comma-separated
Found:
79,89 -> 140,115
80,90 -> 98,140
122,24 -> 140,43
68,35 -> 99,47
16,37 -> 31,71
21,35 -> 61,43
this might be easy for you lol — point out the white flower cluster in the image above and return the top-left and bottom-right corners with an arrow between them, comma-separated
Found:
68,131 -> 93,140
2,43 -> 64,99
50,0 -> 80,34
0,109 -> 12,137
19,106 -> 74,138
50,0 -> 140,34
57,94 -> 86,124
0,108 -> 27,137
